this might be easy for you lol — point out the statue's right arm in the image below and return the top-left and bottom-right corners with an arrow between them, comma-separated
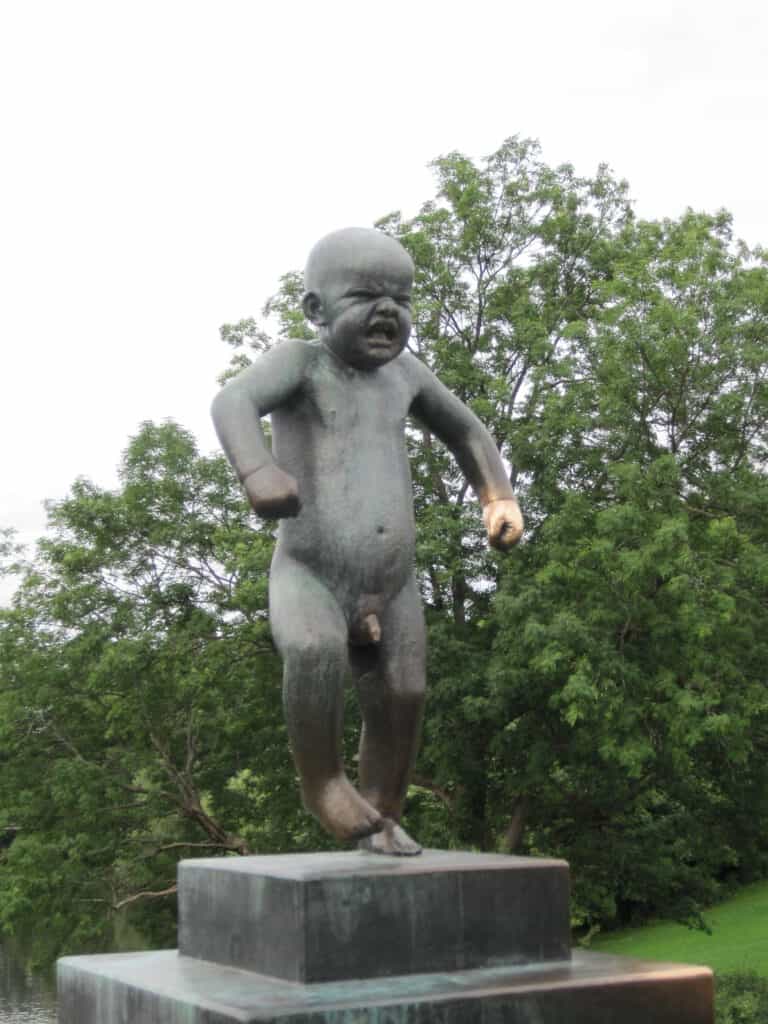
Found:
210,340 -> 312,517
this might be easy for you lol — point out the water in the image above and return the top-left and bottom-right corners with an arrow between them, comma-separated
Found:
0,943 -> 56,1024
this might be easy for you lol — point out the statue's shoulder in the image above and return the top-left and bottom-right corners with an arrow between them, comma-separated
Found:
392,349 -> 433,390
272,337 -> 319,358
262,337 -> 321,375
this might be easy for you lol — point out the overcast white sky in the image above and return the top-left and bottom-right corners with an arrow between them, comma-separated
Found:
1,0 -> 767,602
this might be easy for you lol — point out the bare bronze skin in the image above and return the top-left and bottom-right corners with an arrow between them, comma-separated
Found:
211,228 -> 523,855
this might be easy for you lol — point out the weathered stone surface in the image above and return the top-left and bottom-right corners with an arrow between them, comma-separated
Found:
177,850 -> 571,982
57,948 -> 713,1024
57,849 -> 714,1021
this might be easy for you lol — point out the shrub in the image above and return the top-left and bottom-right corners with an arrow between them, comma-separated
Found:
716,972 -> 768,1024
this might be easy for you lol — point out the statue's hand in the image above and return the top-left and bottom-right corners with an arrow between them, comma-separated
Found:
243,464 -> 300,518
483,498 -> 523,551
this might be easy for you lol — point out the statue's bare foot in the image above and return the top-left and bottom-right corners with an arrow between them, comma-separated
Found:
358,818 -> 422,856
304,776 -> 383,842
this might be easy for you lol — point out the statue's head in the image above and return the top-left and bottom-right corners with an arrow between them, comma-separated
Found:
303,228 -> 414,371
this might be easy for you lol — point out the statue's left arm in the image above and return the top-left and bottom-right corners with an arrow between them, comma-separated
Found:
407,356 -> 523,550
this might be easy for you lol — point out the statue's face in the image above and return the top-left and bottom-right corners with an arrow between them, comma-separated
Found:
317,252 -> 413,371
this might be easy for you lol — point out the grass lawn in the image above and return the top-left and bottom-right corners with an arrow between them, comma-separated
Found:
588,880 -> 768,976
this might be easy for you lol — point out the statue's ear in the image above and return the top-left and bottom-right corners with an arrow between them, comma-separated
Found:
302,291 -> 325,326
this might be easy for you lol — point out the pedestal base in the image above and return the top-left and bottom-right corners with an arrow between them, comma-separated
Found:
57,851 -> 713,1023
178,850 -> 571,981
58,948 -> 713,1024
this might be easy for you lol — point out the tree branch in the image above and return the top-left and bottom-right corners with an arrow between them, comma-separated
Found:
411,774 -> 456,812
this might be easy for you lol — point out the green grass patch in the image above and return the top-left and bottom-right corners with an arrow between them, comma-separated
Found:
588,880 -> 768,976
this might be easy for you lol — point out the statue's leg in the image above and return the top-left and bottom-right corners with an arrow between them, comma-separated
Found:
350,575 -> 425,855
270,554 -> 382,843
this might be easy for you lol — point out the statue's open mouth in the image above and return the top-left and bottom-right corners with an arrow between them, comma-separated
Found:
367,319 -> 397,342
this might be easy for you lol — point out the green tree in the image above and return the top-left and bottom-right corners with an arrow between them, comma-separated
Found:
0,422 -> 332,960
486,210 -> 768,928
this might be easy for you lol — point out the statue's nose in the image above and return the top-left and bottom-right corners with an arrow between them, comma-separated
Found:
376,296 -> 398,315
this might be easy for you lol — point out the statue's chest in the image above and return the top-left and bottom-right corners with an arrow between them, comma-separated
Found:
304,365 -> 411,439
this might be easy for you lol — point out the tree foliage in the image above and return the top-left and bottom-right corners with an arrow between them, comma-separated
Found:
403,142 -> 768,929
0,423 -> 336,959
3,137 -> 768,958
715,972 -> 768,1024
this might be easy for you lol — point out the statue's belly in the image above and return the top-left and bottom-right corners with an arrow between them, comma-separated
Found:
277,447 -> 416,609
271,375 -> 417,611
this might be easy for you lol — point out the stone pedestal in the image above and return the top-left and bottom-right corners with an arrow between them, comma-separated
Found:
57,850 -> 714,1023
178,850 -> 571,980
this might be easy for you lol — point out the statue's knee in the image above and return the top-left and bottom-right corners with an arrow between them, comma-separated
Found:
284,635 -> 345,675
392,678 -> 426,706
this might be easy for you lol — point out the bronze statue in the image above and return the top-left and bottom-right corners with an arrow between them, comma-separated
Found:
211,228 -> 522,855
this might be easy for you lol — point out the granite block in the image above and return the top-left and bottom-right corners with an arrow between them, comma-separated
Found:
57,948 -> 713,1024
177,850 -> 571,981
